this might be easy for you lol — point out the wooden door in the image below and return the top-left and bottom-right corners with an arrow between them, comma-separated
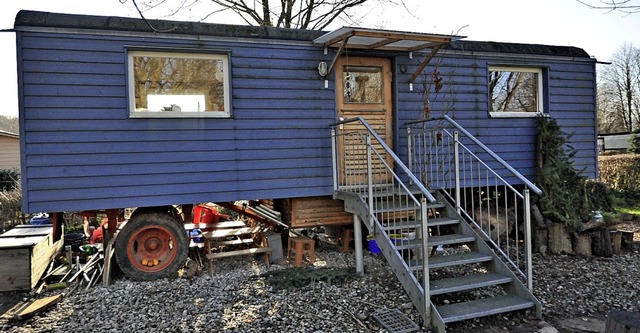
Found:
335,57 -> 393,185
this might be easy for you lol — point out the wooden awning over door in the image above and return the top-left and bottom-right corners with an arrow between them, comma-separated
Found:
313,27 -> 464,82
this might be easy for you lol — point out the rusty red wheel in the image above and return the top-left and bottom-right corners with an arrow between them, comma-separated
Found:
115,212 -> 188,280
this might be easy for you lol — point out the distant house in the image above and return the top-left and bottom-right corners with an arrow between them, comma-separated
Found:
0,130 -> 19,170
597,132 -> 637,152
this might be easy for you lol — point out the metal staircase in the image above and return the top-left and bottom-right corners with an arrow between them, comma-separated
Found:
331,117 -> 542,332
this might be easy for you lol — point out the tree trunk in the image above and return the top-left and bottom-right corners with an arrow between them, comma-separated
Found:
610,230 -> 622,254
606,310 -> 640,333
534,228 -> 548,254
574,233 -> 592,256
591,229 -> 613,257
548,223 -> 572,254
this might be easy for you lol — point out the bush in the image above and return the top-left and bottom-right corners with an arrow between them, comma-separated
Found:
628,134 -> 640,154
0,169 -> 19,192
584,180 -> 614,212
536,116 -> 592,229
598,154 -> 640,192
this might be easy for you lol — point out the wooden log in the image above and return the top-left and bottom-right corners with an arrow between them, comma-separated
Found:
606,310 -> 640,333
548,223 -> 572,254
591,229 -> 613,257
574,233 -> 592,257
620,230 -> 635,250
610,230 -> 622,254
534,228 -> 548,254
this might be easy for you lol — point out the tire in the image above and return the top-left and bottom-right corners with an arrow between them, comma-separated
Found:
115,212 -> 189,281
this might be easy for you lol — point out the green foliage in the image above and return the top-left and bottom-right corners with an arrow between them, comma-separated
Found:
0,169 -> 19,192
627,134 -> 640,154
584,180 -> 614,212
536,116 -> 592,229
598,154 -> 640,192
0,115 -> 18,134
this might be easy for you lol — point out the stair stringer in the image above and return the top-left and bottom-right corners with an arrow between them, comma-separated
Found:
433,191 -> 543,319
337,191 -> 436,325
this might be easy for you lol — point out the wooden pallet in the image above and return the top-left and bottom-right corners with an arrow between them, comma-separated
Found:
203,221 -> 272,274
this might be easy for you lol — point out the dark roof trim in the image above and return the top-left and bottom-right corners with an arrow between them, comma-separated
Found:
14,10 -> 325,42
14,10 -> 591,59
447,40 -> 591,59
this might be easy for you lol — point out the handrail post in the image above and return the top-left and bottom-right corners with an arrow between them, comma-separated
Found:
407,127 -> 413,186
331,128 -> 338,192
366,134 -> 374,228
454,131 -> 461,214
420,197 -> 431,325
524,188 -> 533,291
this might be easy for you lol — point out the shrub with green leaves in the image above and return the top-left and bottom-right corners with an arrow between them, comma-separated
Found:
0,169 -> 19,192
536,116 -> 593,229
627,134 -> 640,154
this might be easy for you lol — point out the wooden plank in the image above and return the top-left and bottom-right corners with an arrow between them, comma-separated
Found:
202,227 -> 264,239
14,294 -> 63,320
209,238 -> 255,247
0,248 -> 31,291
206,247 -> 272,260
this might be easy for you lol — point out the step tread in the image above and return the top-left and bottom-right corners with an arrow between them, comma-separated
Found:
381,217 -> 459,230
373,201 -> 444,213
430,272 -> 513,295
430,252 -> 493,269
437,295 -> 534,323
393,233 -> 474,250
429,233 -> 475,246
408,252 -> 494,270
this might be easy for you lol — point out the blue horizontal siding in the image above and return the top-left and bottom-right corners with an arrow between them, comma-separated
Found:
17,27 -> 597,213
18,30 -> 337,212
395,50 -> 597,183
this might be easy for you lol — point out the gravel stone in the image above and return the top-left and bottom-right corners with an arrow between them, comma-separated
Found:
1,239 -> 639,333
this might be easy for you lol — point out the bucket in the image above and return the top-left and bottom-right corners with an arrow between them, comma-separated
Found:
193,205 -> 220,224
366,235 -> 381,254
64,233 -> 85,252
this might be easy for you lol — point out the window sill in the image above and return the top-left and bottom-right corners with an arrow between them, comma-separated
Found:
489,112 -> 546,118
129,112 -> 231,119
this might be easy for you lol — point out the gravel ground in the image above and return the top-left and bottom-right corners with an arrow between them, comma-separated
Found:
1,235 -> 639,333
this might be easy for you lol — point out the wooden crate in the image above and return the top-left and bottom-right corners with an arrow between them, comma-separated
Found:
276,196 -> 352,228
0,225 -> 63,291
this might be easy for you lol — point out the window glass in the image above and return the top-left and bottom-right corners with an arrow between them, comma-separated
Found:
343,66 -> 383,104
129,51 -> 230,117
489,67 -> 542,114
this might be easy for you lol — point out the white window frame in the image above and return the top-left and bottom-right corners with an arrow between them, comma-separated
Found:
127,50 -> 231,118
488,66 -> 544,118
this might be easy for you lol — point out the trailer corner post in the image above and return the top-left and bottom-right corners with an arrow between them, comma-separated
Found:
104,209 -> 120,244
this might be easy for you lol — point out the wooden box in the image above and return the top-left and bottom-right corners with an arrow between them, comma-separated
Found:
276,196 -> 352,228
0,225 -> 63,291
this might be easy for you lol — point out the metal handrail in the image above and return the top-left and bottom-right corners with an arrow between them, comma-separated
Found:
332,116 -> 437,203
406,115 -> 539,290
405,115 -> 542,195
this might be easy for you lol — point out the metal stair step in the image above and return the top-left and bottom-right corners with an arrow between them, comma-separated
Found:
373,201 -> 444,213
430,272 -> 513,295
437,295 -> 535,324
408,252 -> 493,271
381,217 -> 459,231
393,233 -> 474,250
429,233 -> 475,246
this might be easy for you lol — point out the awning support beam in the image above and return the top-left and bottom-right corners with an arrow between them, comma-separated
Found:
409,44 -> 444,83
325,35 -> 352,78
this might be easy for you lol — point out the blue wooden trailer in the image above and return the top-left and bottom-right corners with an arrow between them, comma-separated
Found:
13,10 -> 597,331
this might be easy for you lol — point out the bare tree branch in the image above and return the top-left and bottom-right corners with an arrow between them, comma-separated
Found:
576,0 -> 640,14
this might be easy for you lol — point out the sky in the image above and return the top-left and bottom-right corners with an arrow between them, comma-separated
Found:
0,0 -> 638,118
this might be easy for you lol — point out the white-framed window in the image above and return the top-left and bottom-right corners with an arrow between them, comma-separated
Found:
128,50 -> 231,118
488,66 -> 543,117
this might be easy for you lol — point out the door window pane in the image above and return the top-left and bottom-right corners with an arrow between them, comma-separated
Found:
343,66 -> 383,104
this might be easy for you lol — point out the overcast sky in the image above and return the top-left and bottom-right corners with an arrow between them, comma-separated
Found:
1,0 -> 638,118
